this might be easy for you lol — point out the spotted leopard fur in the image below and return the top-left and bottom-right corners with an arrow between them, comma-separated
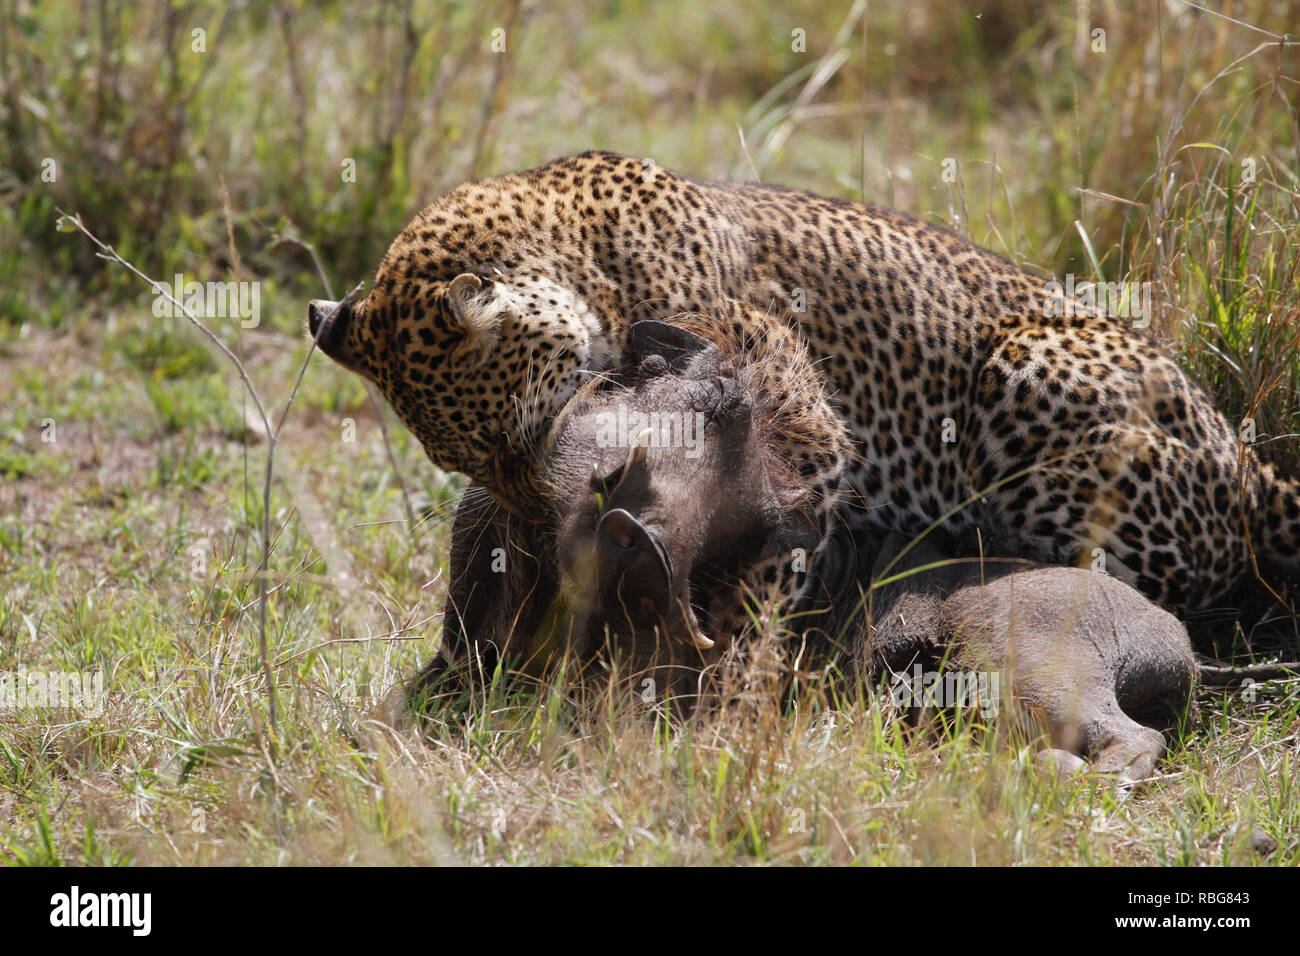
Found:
308,151 -> 1300,612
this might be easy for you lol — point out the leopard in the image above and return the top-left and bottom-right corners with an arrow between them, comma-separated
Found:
308,150 -> 1300,614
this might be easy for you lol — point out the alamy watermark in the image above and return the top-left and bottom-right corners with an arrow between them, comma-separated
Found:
594,404 -> 707,459
0,669 -> 104,715
1043,274 -> 1152,327
50,886 -> 150,936
152,274 -> 261,328
890,663 -> 999,718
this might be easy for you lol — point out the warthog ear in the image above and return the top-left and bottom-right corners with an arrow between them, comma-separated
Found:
596,508 -> 672,614
446,272 -> 508,366
595,508 -> 713,649
629,320 -> 712,372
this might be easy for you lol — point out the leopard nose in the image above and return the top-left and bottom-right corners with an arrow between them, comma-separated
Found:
308,299 -> 341,339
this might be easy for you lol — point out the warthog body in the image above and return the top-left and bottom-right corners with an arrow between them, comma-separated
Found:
862,532 -> 1197,784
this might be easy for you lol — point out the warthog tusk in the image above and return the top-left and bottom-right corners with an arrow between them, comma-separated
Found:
676,598 -> 714,649
690,630 -> 715,650
624,426 -> 653,473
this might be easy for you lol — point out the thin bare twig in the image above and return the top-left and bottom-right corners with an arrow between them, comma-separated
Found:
60,211 -> 269,430
57,210 -> 367,746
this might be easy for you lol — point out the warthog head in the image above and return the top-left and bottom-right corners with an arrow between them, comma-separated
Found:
546,321 -> 795,655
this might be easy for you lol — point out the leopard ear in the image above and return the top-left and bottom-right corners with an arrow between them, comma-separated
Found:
446,272 -> 507,366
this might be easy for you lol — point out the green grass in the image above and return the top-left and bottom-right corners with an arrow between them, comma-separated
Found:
2,0 -> 1299,865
